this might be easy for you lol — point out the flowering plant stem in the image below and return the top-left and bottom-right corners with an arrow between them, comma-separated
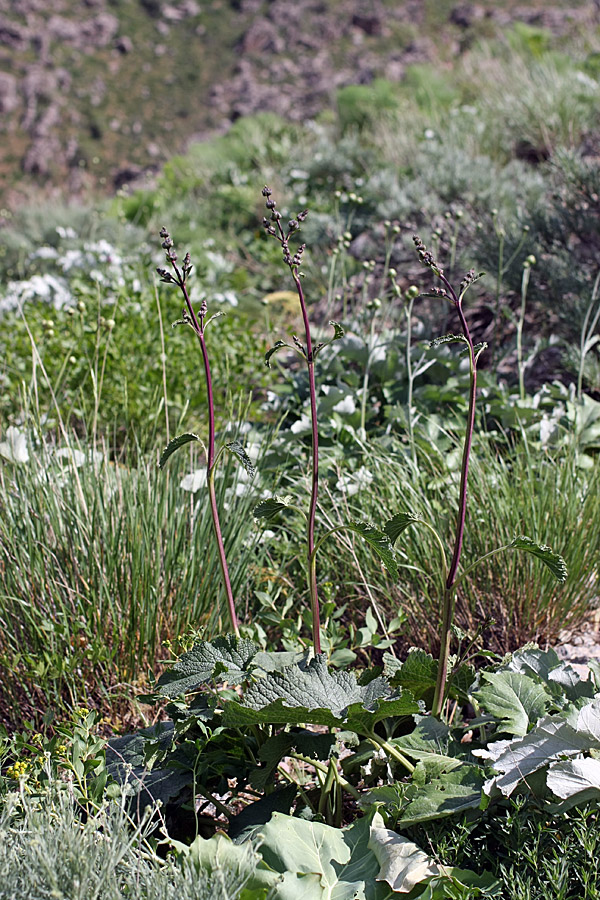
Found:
413,238 -> 482,718
158,230 -> 239,637
262,188 -> 322,654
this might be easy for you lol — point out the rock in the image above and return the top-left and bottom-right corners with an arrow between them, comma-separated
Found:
115,35 -> 133,54
0,71 -> 19,114
351,14 -> 382,36
239,19 -> 283,54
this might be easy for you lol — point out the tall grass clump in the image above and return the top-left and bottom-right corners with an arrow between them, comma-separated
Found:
0,427 -> 268,727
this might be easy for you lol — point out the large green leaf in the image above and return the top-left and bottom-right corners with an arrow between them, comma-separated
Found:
509,536 -> 568,582
158,432 -> 200,469
387,649 -> 437,700
156,636 -> 258,697
475,670 -> 552,736
547,757 -> 600,804
222,655 -> 420,732
225,440 -> 255,478
368,817 -> 440,891
480,699 -> 600,796
257,810 -> 449,899
384,512 -> 421,545
258,811 -> 372,900
398,766 -> 485,825
347,521 -> 398,580
506,646 -> 595,702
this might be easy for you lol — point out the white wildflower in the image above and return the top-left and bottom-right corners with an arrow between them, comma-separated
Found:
332,395 -> 356,415
336,465 -> 374,497
0,427 -> 29,464
180,470 -> 207,493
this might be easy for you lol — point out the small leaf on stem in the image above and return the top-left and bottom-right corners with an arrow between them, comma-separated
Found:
429,333 -> 469,349
346,521 -> 398,580
254,496 -> 293,520
314,320 -> 345,358
265,340 -> 294,368
384,512 -> 422,545
510,536 -> 568,582
225,440 -> 255,478
159,433 -> 200,469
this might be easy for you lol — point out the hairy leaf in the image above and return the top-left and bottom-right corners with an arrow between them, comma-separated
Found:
547,757 -> 600,803
347,521 -> 398,580
475,670 -> 552,736
225,440 -> 255,478
384,512 -> 421,545
222,655 -> 419,732
479,700 -> 600,796
314,320 -> 345,357
368,819 -> 440,891
387,649 -> 437,700
156,636 -> 258,697
254,496 -> 293,520
510,536 -> 568,582
158,433 -> 200,469
265,340 -> 294,367
399,767 -> 485,825
429,333 -> 468,349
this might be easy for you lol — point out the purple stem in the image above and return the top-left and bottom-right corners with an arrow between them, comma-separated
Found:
432,273 -> 477,717
292,270 -> 321,655
177,275 -> 239,637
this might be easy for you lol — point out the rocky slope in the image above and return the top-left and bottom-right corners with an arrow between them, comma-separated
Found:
0,0 -> 597,208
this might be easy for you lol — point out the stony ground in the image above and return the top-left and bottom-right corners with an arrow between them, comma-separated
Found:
0,0 -> 597,208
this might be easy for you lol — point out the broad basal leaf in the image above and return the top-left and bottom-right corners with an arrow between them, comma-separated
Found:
510,536 -> 568,582
222,655 -> 420,732
398,766 -> 485,825
107,726 -> 192,810
384,512 -> 421,545
176,831 -> 280,896
478,700 -> 600,796
507,646 -> 594,702
547,756 -> 600,803
159,433 -> 200,469
368,815 -> 440,891
347,521 -> 398,580
225,440 -> 255,478
254,496 -> 294,520
156,635 -> 258,697
474,670 -> 552,736
258,810 -> 438,900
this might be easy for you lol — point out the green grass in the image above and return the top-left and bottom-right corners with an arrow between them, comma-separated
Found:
0,423 -> 272,729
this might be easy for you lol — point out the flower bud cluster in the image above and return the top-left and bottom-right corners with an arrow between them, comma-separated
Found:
459,269 -> 478,293
160,226 -> 177,263
262,185 -> 308,270
413,235 -> 442,273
